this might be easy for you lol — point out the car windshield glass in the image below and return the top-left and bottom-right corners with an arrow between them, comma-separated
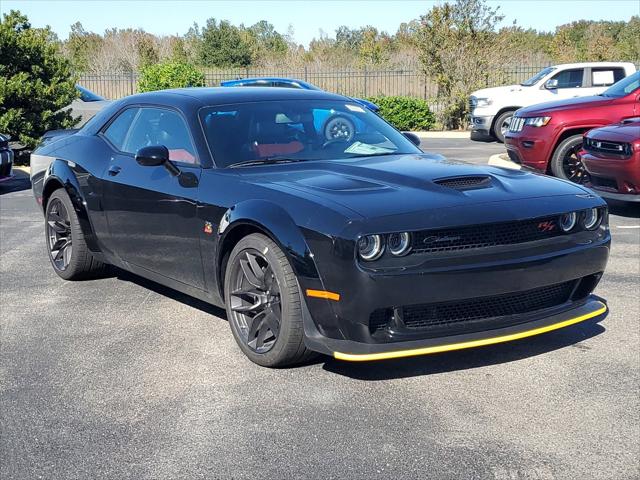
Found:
600,71 -> 640,98
76,85 -> 105,102
520,67 -> 556,86
199,100 -> 421,168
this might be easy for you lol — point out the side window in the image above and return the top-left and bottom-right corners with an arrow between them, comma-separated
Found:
123,108 -> 197,165
592,68 -> 626,87
551,69 -> 584,89
103,108 -> 138,150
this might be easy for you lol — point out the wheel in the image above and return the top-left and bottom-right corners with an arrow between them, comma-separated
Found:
550,134 -> 589,184
45,189 -> 107,280
323,115 -> 355,143
224,233 -> 316,367
492,110 -> 514,143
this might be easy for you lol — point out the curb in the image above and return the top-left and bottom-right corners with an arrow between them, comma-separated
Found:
487,153 -> 521,170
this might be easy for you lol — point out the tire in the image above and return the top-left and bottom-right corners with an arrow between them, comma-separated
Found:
492,110 -> 515,143
45,188 -> 108,280
323,115 -> 355,142
550,134 -> 588,184
224,233 -> 316,367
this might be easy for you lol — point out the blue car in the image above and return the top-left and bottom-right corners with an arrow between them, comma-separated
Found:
220,77 -> 380,113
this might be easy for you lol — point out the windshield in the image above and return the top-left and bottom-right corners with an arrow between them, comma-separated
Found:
76,85 -> 105,102
199,100 -> 421,168
600,71 -> 640,98
520,67 -> 556,86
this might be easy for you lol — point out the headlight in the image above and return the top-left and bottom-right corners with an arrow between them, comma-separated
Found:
475,98 -> 492,107
524,116 -> 551,127
388,232 -> 412,256
582,208 -> 601,230
559,212 -> 577,232
357,234 -> 384,261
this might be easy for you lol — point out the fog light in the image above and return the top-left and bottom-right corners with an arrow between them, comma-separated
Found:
582,208 -> 601,230
559,212 -> 577,232
358,234 -> 384,261
388,232 -> 412,256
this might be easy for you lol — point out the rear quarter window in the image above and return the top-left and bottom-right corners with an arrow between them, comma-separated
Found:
103,108 -> 139,150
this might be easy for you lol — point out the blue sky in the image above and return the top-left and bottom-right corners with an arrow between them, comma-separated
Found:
2,0 -> 638,46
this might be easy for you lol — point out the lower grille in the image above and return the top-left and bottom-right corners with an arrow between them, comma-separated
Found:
369,280 -> 578,335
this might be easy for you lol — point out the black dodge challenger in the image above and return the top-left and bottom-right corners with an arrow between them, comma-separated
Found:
30,87 -> 609,367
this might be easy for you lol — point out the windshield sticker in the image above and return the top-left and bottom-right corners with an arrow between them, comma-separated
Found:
345,104 -> 365,113
344,141 -> 395,155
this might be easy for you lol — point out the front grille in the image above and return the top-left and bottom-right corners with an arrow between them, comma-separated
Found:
368,280 -> 578,335
509,116 -> 525,132
583,137 -> 632,158
411,216 -> 563,254
401,281 -> 576,330
434,176 -> 492,190
468,97 -> 477,112
590,175 -> 618,190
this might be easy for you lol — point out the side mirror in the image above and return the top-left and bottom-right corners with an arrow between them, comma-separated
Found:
135,145 -> 180,176
403,132 -> 421,147
544,79 -> 559,90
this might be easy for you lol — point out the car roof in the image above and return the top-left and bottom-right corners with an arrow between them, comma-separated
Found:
551,62 -> 636,70
122,86 -> 345,107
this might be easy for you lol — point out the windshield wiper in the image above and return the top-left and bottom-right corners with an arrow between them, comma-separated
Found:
227,157 -> 306,168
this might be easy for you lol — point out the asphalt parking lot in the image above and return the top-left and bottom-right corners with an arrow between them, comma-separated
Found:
1,138 -> 639,479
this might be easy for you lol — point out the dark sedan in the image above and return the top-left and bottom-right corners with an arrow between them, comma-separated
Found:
30,87 -> 609,367
0,133 -> 14,181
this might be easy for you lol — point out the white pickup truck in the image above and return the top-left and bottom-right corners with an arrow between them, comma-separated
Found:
469,62 -> 637,142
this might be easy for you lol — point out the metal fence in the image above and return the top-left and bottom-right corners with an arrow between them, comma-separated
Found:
79,65 -> 552,108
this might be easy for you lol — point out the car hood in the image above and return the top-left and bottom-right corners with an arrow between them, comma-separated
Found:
237,153 -> 589,219
586,120 -> 640,141
517,95 -> 613,116
472,84 -> 530,99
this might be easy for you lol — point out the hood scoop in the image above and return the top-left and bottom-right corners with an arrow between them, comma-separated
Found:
434,175 -> 492,191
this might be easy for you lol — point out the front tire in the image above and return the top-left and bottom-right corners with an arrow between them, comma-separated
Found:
550,134 -> 588,184
45,189 -> 107,280
224,233 -> 316,367
492,110 -> 514,143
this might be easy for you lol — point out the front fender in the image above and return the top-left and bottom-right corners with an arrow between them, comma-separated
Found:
42,159 -> 100,252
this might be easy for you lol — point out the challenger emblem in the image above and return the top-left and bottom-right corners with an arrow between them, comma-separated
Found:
423,235 -> 461,244
537,221 -> 556,232
203,221 -> 213,234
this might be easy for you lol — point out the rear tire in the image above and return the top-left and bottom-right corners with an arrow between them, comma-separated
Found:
45,189 -> 108,280
224,233 -> 316,367
492,110 -> 514,143
550,134 -> 588,184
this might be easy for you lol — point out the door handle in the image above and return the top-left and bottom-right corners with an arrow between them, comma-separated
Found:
108,165 -> 122,176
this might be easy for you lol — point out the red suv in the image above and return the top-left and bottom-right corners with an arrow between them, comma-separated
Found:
581,119 -> 640,202
505,71 -> 640,183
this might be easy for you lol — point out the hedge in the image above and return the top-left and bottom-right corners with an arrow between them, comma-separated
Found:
138,62 -> 205,93
366,96 -> 436,131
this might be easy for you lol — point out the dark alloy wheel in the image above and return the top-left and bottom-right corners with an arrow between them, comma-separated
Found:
228,249 -> 281,354
47,197 -> 73,271
550,134 -> 589,184
224,233 -> 315,367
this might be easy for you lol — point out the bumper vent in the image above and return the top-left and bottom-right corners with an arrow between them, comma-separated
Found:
434,176 -> 492,190
412,216 -> 563,254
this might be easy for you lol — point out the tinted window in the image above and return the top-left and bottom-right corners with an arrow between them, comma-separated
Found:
123,108 -> 197,164
103,108 -> 138,150
591,68 -> 626,87
199,100 -> 421,168
601,71 -> 640,98
551,69 -> 584,88
521,67 -> 556,86
273,81 -> 302,88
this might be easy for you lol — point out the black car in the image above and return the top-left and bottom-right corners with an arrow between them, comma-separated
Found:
0,133 -> 14,181
30,87 -> 609,367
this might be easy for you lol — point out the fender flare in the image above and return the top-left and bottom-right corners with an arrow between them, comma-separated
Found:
214,199 -> 322,297
42,159 -> 100,252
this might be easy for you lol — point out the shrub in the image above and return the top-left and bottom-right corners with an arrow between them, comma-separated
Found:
366,96 -> 436,131
138,62 -> 205,92
0,11 -> 78,148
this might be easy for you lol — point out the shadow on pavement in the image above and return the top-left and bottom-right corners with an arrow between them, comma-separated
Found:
0,169 -> 31,194
606,200 -> 640,219
321,316 -> 606,380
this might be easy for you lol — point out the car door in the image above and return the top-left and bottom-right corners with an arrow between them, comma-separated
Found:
580,67 -> 627,97
544,68 -> 587,100
100,106 -> 205,289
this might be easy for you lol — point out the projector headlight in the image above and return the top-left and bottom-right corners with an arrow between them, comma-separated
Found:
559,212 -> 577,232
357,234 -> 384,261
582,208 -> 601,230
388,232 -> 412,256
524,116 -> 552,127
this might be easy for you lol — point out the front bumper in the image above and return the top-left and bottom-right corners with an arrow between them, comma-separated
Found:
0,148 -> 14,180
469,115 -> 495,136
582,151 -> 640,202
505,129 -> 554,172
304,298 -> 606,361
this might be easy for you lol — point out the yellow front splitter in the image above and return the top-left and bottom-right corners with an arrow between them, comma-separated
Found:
333,301 -> 607,362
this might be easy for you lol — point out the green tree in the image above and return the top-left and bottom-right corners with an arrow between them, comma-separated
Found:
199,18 -> 252,67
0,10 -> 78,148
65,21 -> 103,72
138,61 -> 205,92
